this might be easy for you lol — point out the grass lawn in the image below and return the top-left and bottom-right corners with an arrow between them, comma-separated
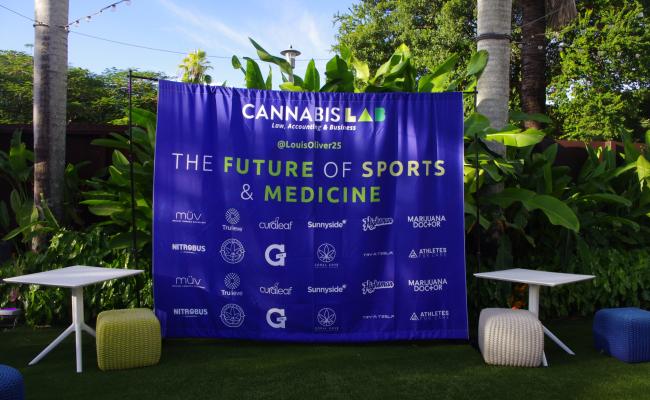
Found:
1,318 -> 649,400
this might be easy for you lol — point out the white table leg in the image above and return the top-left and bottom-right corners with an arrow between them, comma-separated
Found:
71,287 -> 84,373
543,325 -> 575,355
28,324 -> 74,366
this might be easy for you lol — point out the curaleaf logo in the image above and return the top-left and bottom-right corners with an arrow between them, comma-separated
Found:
361,280 -> 395,295
259,283 -> 293,296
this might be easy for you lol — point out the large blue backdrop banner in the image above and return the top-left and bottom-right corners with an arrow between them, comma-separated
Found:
153,80 -> 468,342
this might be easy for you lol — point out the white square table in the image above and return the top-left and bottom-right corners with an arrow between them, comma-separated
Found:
3,265 -> 143,373
474,268 -> 595,366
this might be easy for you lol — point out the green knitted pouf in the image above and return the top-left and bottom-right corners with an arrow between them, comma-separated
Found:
96,308 -> 161,371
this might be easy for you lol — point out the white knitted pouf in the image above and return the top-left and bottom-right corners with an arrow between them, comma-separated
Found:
479,308 -> 544,367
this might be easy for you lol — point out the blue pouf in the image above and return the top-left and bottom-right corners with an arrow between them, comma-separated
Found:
0,365 -> 23,400
594,307 -> 650,363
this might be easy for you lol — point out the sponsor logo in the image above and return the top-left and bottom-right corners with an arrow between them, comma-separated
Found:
307,284 -> 347,294
362,314 -> 395,320
315,243 -> 339,268
222,273 -> 243,296
259,217 -> 294,230
219,303 -> 245,327
361,280 -> 395,295
265,244 -> 287,267
266,308 -> 287,329
307,220 -> 347,230
315,307 -> 338,332
220,238 -> 245,264
259,283 -> 293,296
408,278 -> 448,292
407,215 -> 447,229
172,210 -> 206,225
410,310 -> 450,321
408,247 -> 447,259
223,208 -> 243,232
171,243 -> 206,255
173,308 -> 208,317
362,216 -> 394,231
362,250 -> 394,257
172,275 -> 205,289
241,104 -> 386,124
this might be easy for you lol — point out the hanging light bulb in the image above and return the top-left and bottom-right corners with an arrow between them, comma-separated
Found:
86,16 -> 92,22
111,4 -> 117,11
74,20 -> 80,27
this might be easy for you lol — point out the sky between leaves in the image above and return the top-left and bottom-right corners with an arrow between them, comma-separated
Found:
0,0 -> 354,87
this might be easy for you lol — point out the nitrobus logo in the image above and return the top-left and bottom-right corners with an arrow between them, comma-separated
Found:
241,104 -> 386,123
173,308 -> 208,317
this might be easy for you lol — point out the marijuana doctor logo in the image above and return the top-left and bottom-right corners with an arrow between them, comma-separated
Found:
220,239 -> 245,264
266,308 -> 287,329
265,244 -> 287,267
220,304 -> 245,328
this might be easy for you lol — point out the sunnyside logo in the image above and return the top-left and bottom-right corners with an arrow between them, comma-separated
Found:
242,104 -> 386,124
307,284 -> 347,294
307,220 -> 346,230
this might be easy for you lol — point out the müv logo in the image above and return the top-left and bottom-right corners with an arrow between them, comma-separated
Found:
172,210 -> 206,225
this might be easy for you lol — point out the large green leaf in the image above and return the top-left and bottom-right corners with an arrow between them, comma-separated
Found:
576,193 -> 632,207
464,113 -> 490,138
248,38 -> 292,75
484,128 -> 545,147
303,60 -> 320,92
485,188 -> 536,208
243,58 -> 266,90
321,55 -> 354,92
637,155 -> 650,188
465,50 -> 488,77
525,195 -> 580,232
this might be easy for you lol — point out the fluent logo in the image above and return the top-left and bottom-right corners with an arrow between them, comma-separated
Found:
265,244 -> 287,266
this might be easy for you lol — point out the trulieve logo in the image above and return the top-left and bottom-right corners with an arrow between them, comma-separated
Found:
241,104 -> 386,123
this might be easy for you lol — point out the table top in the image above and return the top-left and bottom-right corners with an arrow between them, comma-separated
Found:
2,265 -> 143,288
474,268 -> 595,287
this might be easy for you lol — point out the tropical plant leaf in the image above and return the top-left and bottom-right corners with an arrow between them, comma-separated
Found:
465,50 -> 488,77
525,195 -> 580,232
248,38 -> 292,75
243,58 -> 266,90
303,60 -> 320,92
484,128 -> 545,147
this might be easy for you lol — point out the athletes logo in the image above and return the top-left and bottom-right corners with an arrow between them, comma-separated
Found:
410,310 -> 450,321
307,284 -> 347,294
307,220 -> 347,230
172,275 -> 205,289
259,283 -> 293,296
407,215 -> 447,229
314,242 -> 338,269
223,208 -> 243,232
315,307 -> 338,332
219,303 -> 245,328
362,216 -> 394,231
361,280 -> 394,295
265,244 -> 287,267
171,243 -> 206,255
222,273 -> 243,296
172,210 -> 206,225
408,247 -> 447,259
266,308 -> 287,329
259,217 -> 294,230
220,238 -> 245,264
173,308 -> 208,318
408,278 -> 448,292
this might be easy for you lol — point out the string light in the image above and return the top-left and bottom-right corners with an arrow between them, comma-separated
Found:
65,0 -> 132,28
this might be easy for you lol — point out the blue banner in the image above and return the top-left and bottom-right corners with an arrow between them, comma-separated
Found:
153,80 -> 468,341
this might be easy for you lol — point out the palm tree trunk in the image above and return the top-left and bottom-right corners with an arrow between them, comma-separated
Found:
33,0 -> 69,250
476,0 -> 512,154
520,0 -> 546,129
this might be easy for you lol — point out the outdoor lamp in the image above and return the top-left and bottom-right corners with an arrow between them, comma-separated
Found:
280,45 -> 301,82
